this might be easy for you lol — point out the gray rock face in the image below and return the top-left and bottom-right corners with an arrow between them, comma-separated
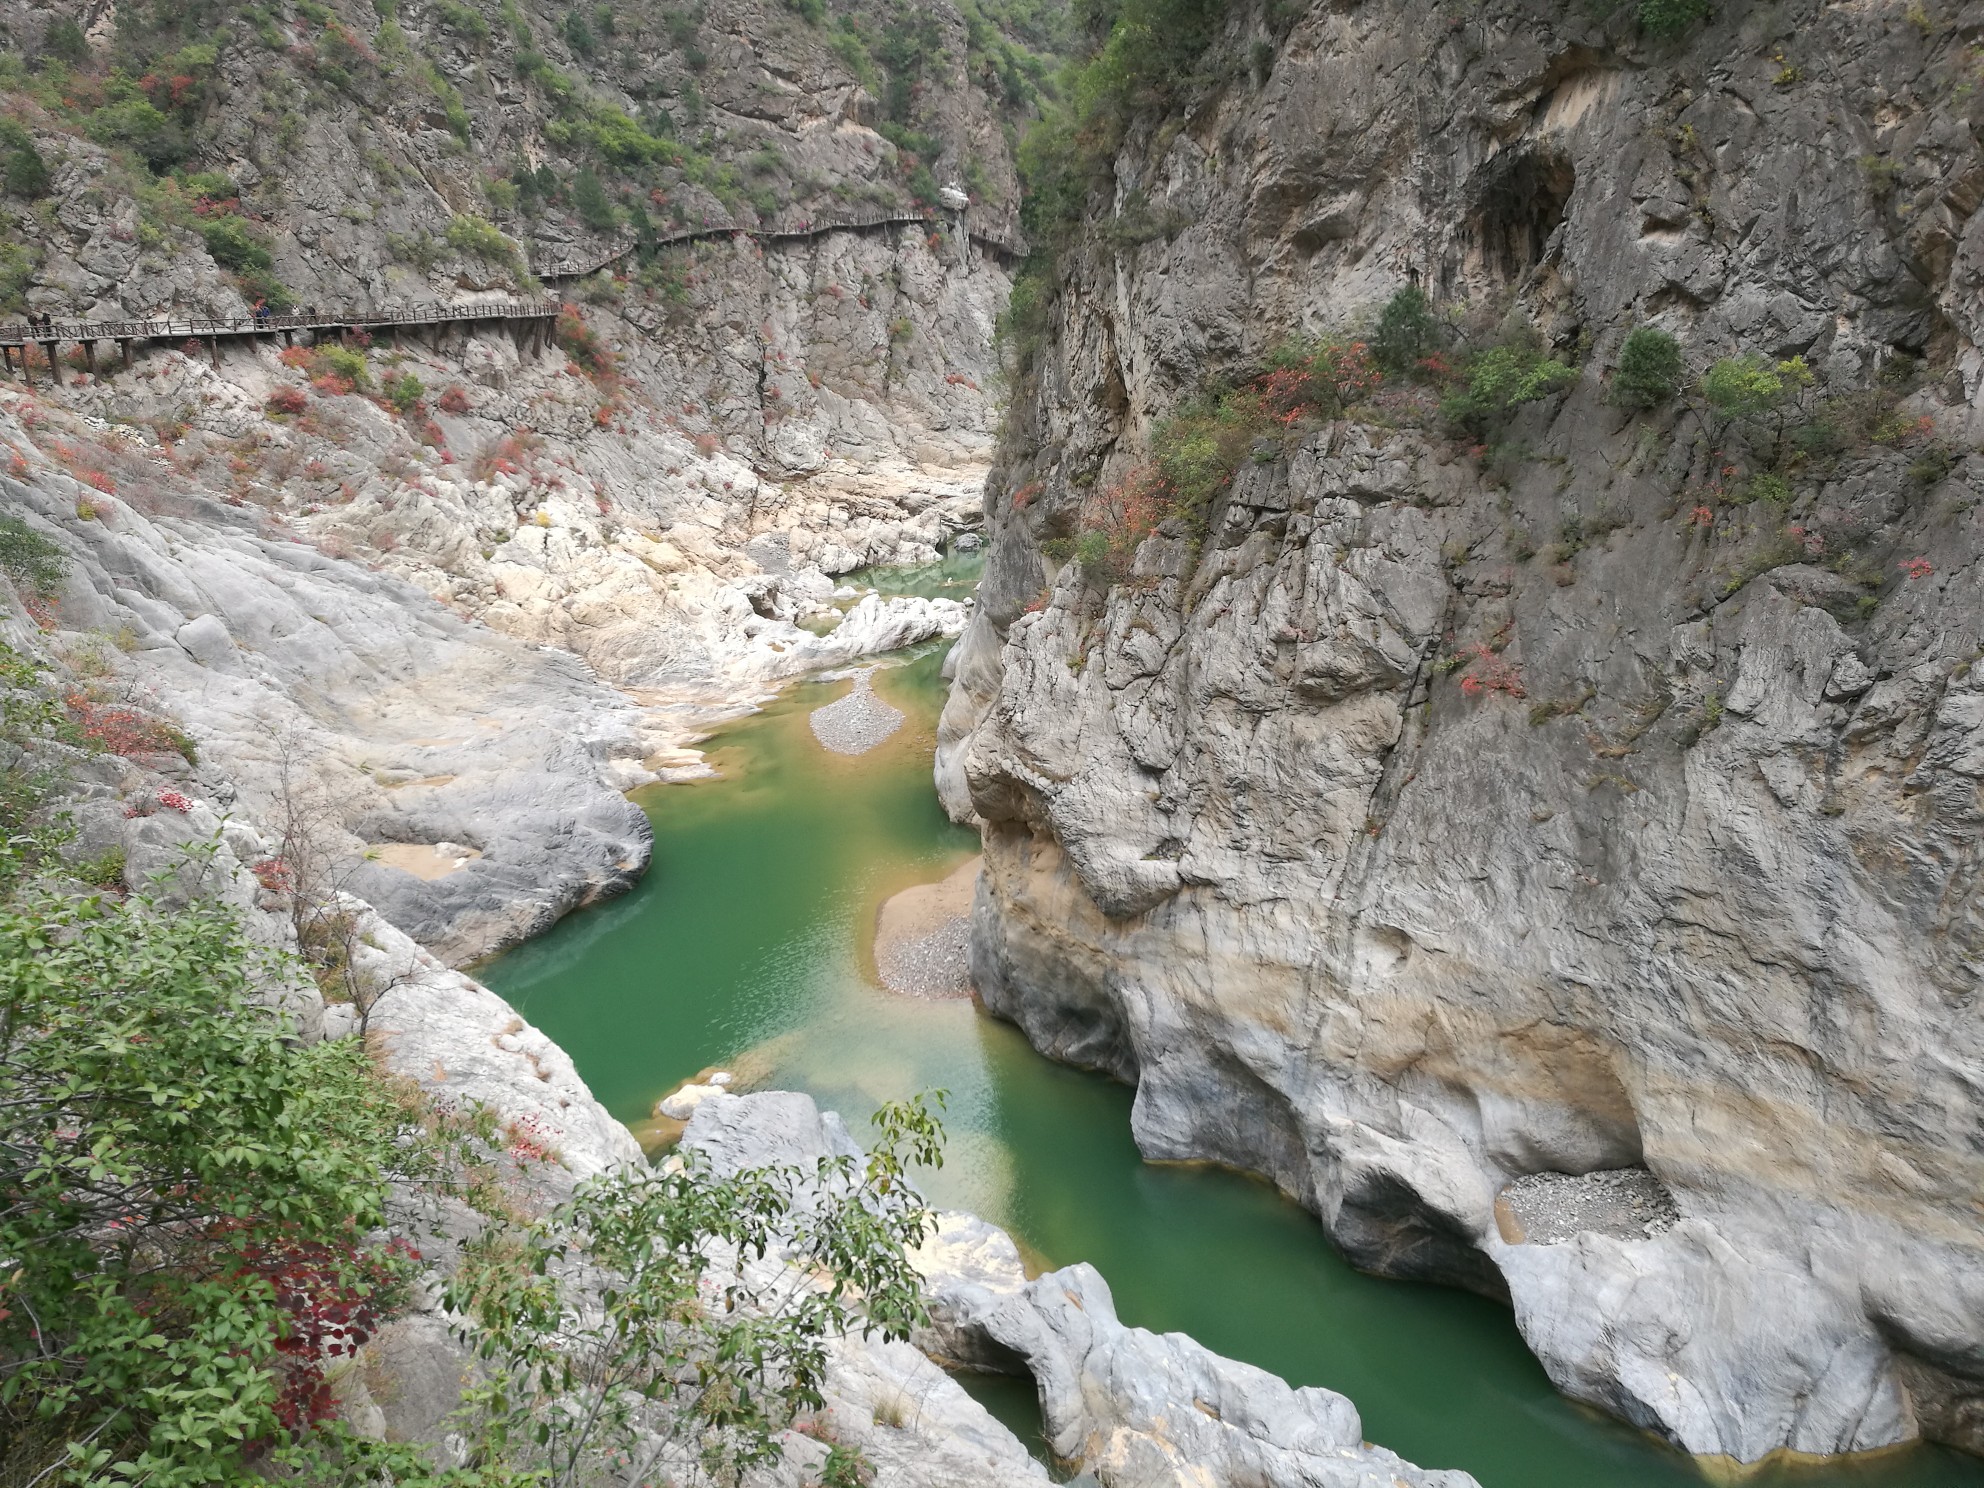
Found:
684,1092 -> 1470,1488
5,450 -> 655,965
949,0 -> 1984,1465
948,1265 -> 1477,1488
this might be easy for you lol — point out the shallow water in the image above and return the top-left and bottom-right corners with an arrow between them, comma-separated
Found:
484,586 -> 1984,1488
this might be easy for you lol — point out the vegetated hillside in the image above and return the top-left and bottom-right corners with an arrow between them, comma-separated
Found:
944,0 -> 1984,1466
0,0 -> 1064,313
0,0 -> 1072,961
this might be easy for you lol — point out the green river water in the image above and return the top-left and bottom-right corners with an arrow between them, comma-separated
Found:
483,557 -> 1984,1488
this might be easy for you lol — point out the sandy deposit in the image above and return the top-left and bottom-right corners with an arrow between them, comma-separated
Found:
873,856 -> 979,998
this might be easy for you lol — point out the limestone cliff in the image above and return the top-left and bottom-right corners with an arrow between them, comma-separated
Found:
947,0 -> 1984,1463
0,0 -> 1048,954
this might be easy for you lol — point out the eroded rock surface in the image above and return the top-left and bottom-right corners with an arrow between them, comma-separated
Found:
950,0 -> 1984,1463
683,1090 -> 1472,1488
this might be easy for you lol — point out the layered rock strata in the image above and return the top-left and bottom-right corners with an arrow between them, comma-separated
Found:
946,0 -> 1984,1463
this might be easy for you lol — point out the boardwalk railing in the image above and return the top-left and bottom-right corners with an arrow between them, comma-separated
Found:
0,297 -> 561,384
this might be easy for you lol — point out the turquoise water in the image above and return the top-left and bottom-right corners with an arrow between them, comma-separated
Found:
483,590 -> 1984,1488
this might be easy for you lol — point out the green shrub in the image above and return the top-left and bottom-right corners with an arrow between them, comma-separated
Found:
573,166 -> 619,231
1612,325 -> 1682,408
786,0 -> 827,21
1372,286 -> 1438,375
87,96 -> 188,171
0,242 -> 33,312
0,122 -> 50,199
0,514 -> 68,596
1441,339 -> 1576,437
317,344 -> 372,389
444,212 -> 520,268
437,0 -> 491,41
1638,0 -> 1712,36
381,369 -> 426,413
235,266 -> 294,313
563,8 -> 597,53
0,852 -> 422,1483
200,214 -> 273,271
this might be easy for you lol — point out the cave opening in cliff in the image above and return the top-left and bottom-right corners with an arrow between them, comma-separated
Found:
1467,151 -> 1576,286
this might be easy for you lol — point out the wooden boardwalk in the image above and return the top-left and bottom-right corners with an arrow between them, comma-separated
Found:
0,298 -> 559,385
0,209 -> 1031,385
533,209 -> 1028,280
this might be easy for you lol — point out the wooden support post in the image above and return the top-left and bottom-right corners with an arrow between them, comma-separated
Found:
119,340 -> 132,371
41,341 -> 61,386
81,341 -> 96,375
1,345 -> 12,379
206,335 -> 219,370
282,328 -> 293,347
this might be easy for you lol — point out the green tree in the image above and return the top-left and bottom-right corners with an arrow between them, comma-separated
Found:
40,16 -> 88,64
0,123 -> 51,199
1372,286 -> 1438,376
1612,325 -> 1682,408
1702,352 -> 1810,421
447,1094 -> 945,1488
573,167 -> 619,232
0,851 -> 422,1488
1702,352 -> 1812,462
562,8 -> 596,55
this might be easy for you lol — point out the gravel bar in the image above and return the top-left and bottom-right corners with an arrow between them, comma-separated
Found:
809,671 -> 904,755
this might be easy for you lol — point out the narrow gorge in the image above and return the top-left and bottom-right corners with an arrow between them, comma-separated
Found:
1,0 -> 1982,1484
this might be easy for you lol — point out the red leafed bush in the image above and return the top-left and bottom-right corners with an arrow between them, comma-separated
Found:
232,1229 -> 417,1432
266,386 -> 308,416
1455,645 -> 1526,700
65,693 -> 194,760
437,385 -> 471,415
252,855 -> 295,894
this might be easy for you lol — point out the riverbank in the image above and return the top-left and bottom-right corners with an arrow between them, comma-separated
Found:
480,589 -> 1984,1488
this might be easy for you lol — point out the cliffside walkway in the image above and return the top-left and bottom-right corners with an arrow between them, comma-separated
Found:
0,209 -> 1030,386
0,298 -> 559,386
533,209 -> 1027,280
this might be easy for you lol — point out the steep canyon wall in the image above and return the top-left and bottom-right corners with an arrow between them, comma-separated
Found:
947,0 -> 1984,1463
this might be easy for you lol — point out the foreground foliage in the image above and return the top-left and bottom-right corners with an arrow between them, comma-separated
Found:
0,847 -> 421,1486
0,624 -> 947,1488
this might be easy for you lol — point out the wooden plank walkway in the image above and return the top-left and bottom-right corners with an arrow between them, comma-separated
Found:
533,209 -> 1028,279
0,298 -> 559,385
0,209 -> 1031,385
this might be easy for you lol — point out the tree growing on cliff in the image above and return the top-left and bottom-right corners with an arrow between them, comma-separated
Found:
1372,287 -> 1439,376
1611,326 -> 1682,408
1702,351 -> 1812,462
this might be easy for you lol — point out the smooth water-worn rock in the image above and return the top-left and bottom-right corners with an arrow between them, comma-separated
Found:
683,1090 -> 1473,1488
950,0 -> 1984,1463
951,1265 -> 1479,1488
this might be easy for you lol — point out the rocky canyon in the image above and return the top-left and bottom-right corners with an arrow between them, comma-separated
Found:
945,0 -> 1984,1466
4,0 -> 1984,1482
